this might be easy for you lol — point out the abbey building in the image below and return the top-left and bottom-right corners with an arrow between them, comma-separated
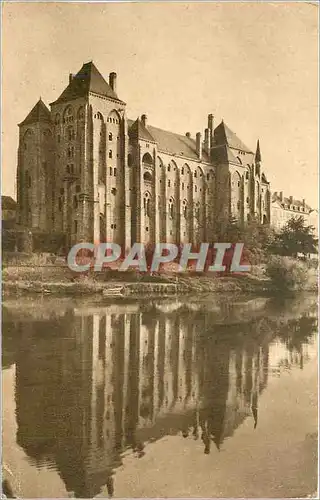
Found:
17,62 -> 271,250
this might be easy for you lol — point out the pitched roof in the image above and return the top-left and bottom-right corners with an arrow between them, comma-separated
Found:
272,193 -> 312,211
127,119 -> 210,162
2,196 -> 17,210
128,118 -> 156,143
19,99 -> 51,126
51,62 -> 122,105
214,121 -> 253,154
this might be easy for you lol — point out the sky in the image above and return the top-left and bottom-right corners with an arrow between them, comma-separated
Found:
1,2 -> 318,208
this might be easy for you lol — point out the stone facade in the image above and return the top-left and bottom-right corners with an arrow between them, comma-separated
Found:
17,62 -> 271,249
271,192 -> 318,236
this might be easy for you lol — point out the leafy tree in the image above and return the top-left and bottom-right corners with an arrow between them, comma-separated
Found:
270,216 -> 318,258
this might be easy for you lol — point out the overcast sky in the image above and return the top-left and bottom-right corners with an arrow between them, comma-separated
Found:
2,2 -> 318,208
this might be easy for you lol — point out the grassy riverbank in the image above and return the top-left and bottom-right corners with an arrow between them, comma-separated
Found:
2,261 -> 317,298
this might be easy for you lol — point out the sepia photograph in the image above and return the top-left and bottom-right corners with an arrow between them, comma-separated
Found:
1,1 -> 319,498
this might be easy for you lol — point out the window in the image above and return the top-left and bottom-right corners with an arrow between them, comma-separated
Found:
109,150 -> 112,159
182,182 -> 185,190
195,185 -> 197,192
74,220 -> 78,233
194,171 -> 197,178
183,201 -> 187,218
67,127 -> 75,141
143,171 -> 152,183
109,133 -> 113,141
168,165 -> 171,172
73,195 -> 78,209
111,188 -> 117,195
246,171 -> 249,180
207,173 -> 210,181
114,168 -> 117,176
238,181 -> 241,187
181,167 -> 184,175
168,180 -> 171,187
109,167 -> 112,176
246,197 -> 249,204
146,227 -> 149,232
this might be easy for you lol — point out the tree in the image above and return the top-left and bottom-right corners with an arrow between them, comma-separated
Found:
270,216 -> 318,258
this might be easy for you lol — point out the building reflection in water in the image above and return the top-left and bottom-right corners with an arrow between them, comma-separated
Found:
2,298 -> 317,498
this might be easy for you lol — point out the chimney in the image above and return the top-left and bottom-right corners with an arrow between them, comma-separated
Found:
204,128 -> 210,155
109,72 -> 117,92
196,132 -> 202,159
274,191 -> 278,198
69,74 -> 74,84
302,198 -> 306,208
289,195 -> 293,204
185,132 -> 191,138
141,114 -> 147,128
279,191 -> 283,202
208,114 -> 214,148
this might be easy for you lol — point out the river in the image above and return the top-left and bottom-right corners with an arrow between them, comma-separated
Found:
2,293 -> 318,498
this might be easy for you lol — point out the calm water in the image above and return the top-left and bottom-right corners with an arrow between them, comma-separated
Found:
2,294 -> 318,498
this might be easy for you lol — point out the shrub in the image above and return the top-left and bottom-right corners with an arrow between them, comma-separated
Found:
265,256 -> 308,293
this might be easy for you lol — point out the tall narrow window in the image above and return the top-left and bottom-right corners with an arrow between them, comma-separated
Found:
109,150 -> 112,159
109,133 -> 113,141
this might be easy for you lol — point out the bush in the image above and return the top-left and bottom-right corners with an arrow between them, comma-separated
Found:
265,256 -> 308,293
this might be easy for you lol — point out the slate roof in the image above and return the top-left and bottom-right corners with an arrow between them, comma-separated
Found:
51,62 -> 122,105
19,99 -> 51,126
2,196 -> 17,210
128,118 -> 210,162
214,121 -> 253,154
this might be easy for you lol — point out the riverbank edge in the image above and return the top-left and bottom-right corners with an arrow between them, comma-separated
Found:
2,272 -> 317,299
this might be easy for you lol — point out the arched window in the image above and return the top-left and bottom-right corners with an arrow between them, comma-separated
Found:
168,197 -> 175,219
77,106 -> 85,120
109,150 -> 112,159
143,192 -> 151,217
109,132 -> 113,141
245,170 -> 249,180
63,105 -> 74,123
142,152 -> 153,166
